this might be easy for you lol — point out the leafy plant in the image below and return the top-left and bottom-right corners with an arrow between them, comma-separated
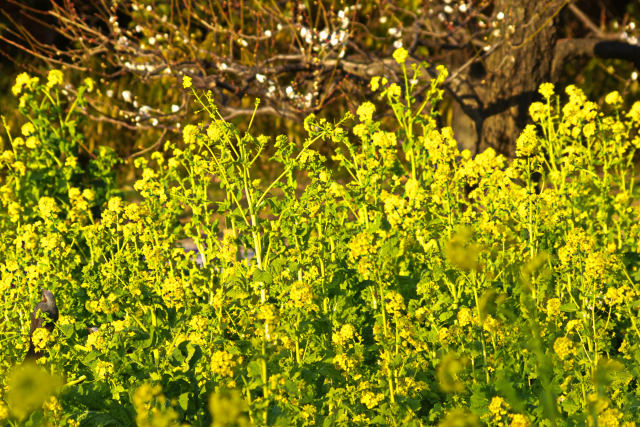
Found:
1,55 -> 640,425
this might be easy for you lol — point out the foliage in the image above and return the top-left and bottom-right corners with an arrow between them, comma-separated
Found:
1,56 -> 640,425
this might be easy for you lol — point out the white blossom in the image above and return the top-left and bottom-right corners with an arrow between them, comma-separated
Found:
121,90 -> 132,103
171,104 -> 180,113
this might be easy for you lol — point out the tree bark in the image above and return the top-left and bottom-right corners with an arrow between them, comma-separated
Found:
459,0 -> 564,155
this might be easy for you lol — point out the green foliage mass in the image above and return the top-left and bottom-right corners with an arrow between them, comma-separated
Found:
1,57 -> 640,426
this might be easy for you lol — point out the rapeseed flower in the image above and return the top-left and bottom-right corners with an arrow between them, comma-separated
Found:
210,350 -> 240,377
46,70 -> 64,88
183,124 -> 198,145
393,47 -> 409,64
553,336 -> 575,360
356,101 -> 375,122
538,82 -> 554,99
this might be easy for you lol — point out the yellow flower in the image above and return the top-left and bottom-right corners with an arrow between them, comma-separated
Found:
353,123 -> 367,139
489,396 -> 508,416
64,155 -> 77,168
43,395 -> 61,413
583,122 -> 596,138
371,130 -> 396,148
510,413 -> 530,427
538,82 -> 555,99
183,124 -> 199,145
25,136 -> 39,149
107,196 -> 123,214
0,403 -> 8,420
360,391 -> 384,409
21,122 -> 35,136
1,150 -> 14,163
86,329 -> 108,351
553,336 -> 574,360
370,76 -> 381,91
210,350 -> 241,377
46,70 -> 64,89
356,101 -> 376,122
385,290 -> 405,315
83,77 -> 95,92
332,323 -> 358,346
31,328 -> 53,352
457,307 -> 474,327
289,281 -> 315,309
12,72 -> 31,96
207,121 -> 224,140
387,83 -> 401,98
393,47 -> 409,64
436,64 -> 449,81
8,201 -> 21,222
82,188 -> 95,201
12,160 -> 26,176
182,75 -> 192,89
528,102 -> 548,123
38,196 -> 59,219
546,298 -> 561,317
604,91 -> 623,106
626,101 -> 640,123
516,124 -> 539,157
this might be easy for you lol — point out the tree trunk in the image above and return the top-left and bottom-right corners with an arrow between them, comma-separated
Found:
455,1 -> 563,155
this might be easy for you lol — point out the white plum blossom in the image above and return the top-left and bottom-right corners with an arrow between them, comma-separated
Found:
121,90 -> 132,103
256,74 -> 266,83
171,104 -> 180,113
